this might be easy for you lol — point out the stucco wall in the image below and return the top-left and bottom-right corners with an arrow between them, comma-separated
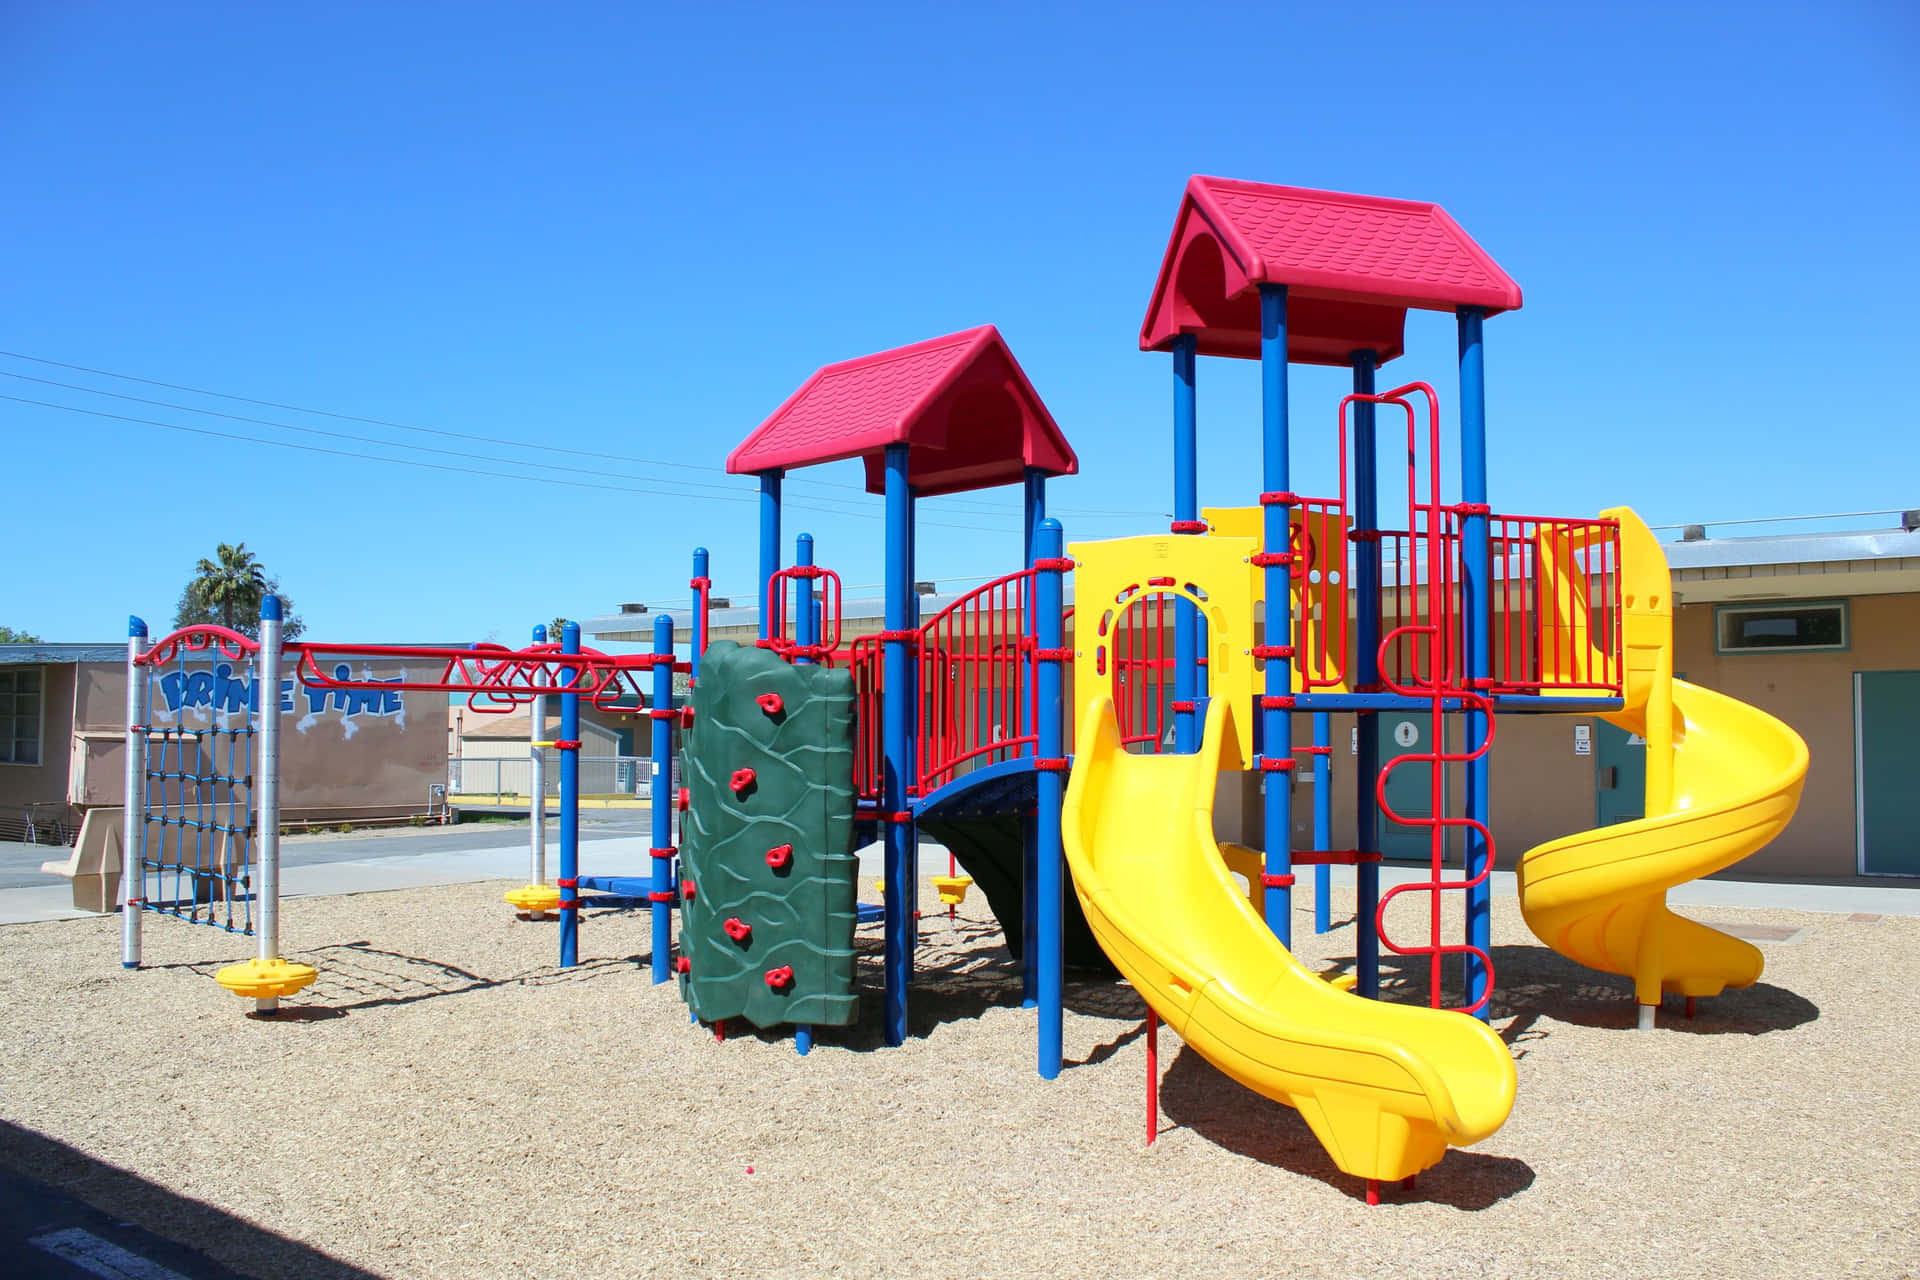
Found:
0,663 -> 77,823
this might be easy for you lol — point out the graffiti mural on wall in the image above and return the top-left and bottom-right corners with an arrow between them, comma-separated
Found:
153,662 -> 407,738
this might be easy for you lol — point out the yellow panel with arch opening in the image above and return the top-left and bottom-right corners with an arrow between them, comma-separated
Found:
1066,533 -> 1258,772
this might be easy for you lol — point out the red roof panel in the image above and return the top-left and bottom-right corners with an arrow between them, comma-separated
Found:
1139,177 -> 1522,365
726,326 -> 1078,498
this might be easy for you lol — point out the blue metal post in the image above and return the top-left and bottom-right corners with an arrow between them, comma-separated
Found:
1172,335 -> 1199,754
1351,351 -> 1382,998
795,533 -> 816,660
1020,467 -> 1047,1006
558,621 -> 582,968
687,551 -> 706,1025
758,471 -> 783,641
690,546 -> 710,680
648,615 -> 674,984
1313,712 -> 1332,934
1259,285 -> 1293,948
1458,308 -> 1493,1019
791,532 -> 816,1055
881,444 -> 915,1046
1034,518 -> 1067,1079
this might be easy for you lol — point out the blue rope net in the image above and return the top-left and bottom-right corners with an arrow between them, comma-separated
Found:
139,650 -> 257,935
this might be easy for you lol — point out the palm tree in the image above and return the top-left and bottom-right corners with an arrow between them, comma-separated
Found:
192,543 -> 267,631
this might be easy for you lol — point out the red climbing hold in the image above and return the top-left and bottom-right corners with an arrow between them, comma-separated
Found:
681,706 -> 696,728
723,917 -> 752,942
676,787 -> 690,811
681,879 -> 696,901
765,843 -> 793,870
757,692 -> 784,715
673,956 -> 691,975
730,767 -> 756,793
764,965 -> 794,990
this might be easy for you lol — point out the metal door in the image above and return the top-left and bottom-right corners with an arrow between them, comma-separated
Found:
1594,720 -> 1647,827
1857,671 -> 1920,876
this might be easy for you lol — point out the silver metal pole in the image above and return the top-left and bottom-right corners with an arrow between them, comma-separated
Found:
121,618 -> 148,969
530,692 -> 547,886
254,597 -> 284,1014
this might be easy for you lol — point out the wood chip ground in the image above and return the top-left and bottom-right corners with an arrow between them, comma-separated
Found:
2,879 -> 1914,1279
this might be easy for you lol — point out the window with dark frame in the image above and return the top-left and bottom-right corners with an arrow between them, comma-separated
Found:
1714,601 -> 1848,654
0,667 -> 43,765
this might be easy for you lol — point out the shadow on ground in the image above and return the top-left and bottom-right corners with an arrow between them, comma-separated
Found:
1155,1047 -> 1536,1209
0,1119 -> 383,1280
1313,930 -> 1819,1049
183,936 -> 645,1018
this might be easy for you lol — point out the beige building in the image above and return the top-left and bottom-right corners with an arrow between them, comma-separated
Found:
0,643 -> 451,846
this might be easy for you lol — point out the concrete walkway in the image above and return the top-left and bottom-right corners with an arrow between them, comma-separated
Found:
3,828 -> 1917,927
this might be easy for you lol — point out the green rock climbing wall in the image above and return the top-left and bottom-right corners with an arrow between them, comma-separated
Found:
676,640 -> 859,1029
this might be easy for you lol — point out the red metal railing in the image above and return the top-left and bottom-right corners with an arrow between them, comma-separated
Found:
291,641 -> 673,713
1487,513 -> 1622,695
849,634 -> 884,799
760,564 -> 844,664
1108,591 -> 1174,751
916,571 -> 1037,794
135,625 -> 258,667
1290,497 -> 1350,689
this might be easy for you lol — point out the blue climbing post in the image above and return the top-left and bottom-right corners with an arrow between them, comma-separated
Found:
1034,518 -> 1067,1080
1258,285 -> 1294,948
758,471 -> 782,641
1020,467 -> 1047,1007
1313,712 -> 1333,934
1458,308 -> 1494,1019
881,443 -> 916,1047
690,546 -> 710,680
791,532 -> 816,1055
1351,350 -> 1382,998
558,621 -> 582,968
648,615 -> 674,984
1171,334 -> 1200,754
795,533 -> 816,660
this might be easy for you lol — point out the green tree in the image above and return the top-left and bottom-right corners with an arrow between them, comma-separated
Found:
0,626 -> 41,643
549,617 -> 573,645
174,543 -> 306,639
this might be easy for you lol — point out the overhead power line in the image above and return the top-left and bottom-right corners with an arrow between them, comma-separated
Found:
0,393 -> 1050,533
0,349 -> 1168,521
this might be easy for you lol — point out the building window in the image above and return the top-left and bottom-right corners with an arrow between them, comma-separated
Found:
0,667 -> 43,765
1715,601 -> 1848,654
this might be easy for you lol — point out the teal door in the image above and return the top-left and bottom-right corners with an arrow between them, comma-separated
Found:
1379,712 -> 1440,860
1594,720 -> 1647,827
1857,671 -> 1920,876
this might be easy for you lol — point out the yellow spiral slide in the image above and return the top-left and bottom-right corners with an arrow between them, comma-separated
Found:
1063,692 -> 1517,1185
1517,509 -> 1809,1024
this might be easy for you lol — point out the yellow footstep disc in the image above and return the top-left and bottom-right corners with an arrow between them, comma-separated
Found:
505,883 -> 562,913
215,957 -> 319,1000
932,875 -> 974,905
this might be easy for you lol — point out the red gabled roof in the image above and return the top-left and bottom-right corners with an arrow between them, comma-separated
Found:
1139,177 -> 1522,366
726,326 -> 1078,497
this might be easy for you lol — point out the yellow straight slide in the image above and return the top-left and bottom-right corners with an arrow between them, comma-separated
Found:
1063,694 -> 1516,1184
1518,509 -> 1808,1015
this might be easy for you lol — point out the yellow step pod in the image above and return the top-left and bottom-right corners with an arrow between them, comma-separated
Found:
504,883 -> 563,914
215,957 -> 318,1001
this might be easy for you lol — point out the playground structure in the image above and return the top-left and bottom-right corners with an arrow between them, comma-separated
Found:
114,175 -> 1809,1201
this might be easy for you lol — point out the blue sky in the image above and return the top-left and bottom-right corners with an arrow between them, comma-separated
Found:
4,1 -> 1915,646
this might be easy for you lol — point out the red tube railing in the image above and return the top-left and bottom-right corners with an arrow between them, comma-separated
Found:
916,571 -> 1037,794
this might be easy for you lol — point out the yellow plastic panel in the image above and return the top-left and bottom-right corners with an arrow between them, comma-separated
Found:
1067,533 -> 1258,771
1200,504 -> 1351,693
